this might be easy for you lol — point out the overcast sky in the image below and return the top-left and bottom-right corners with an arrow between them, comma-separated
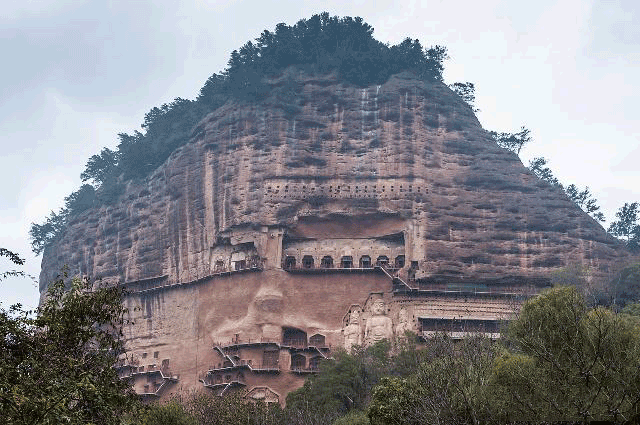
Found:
1,0 -> 638,309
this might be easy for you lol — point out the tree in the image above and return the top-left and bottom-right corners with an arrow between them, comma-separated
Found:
491,286 -> 640,423
368,334 -> 496,425
0,248 -> 28,282
490,126 -> 531,154
132,398 -> 196,425
286,340 -> 392,422
0,267 -> 136,424
528,157 -> 562,188
29,208 -> 69,255
565,184 -> 605,222
449,82 -> 478,112
80,147 -> 118,186
608,202 -> 640,251
528,159 -> 607,222
608,263 -> 640,309
64,184 -> 97,217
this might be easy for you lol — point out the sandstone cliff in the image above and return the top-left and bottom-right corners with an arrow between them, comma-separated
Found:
39,69 -> 628,293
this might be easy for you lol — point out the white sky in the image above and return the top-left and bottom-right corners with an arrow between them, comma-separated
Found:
1,0 -> 638,310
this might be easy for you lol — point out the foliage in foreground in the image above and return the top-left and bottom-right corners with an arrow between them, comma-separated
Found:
365,287 -> 640,424
131,392 -> 285,425
0,256 -> 135,425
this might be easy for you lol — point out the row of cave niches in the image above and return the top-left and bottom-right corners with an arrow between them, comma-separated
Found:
283,254 -> 406,271
264,183 -> 429,201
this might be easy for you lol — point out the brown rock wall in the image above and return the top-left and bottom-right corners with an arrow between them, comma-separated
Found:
39,69 -> 632,400
39,70 -> 628,290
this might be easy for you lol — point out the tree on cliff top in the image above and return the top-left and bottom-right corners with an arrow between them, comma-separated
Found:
490,126 -> 531,155
608,202 -> 640,251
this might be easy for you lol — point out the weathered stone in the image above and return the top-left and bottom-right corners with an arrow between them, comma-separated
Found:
39,69 -> 631,401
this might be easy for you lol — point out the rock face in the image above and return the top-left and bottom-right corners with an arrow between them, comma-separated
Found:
39,69 -> 629,402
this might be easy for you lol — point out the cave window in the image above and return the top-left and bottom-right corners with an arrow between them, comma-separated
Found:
234,260 -> 247,270
302,255 -> 314,269
341,256 -> 353,269
395,255 -> 405,268
214,260 -> 225,272
376,256 -> 389,267
284,256 -> 296,269
321,256 -> 334,268
262,349 -> 279,368
282,327 -> 307,348
309,334 -> 326,347
359,255 -> 372,268
291,353 -> 306,370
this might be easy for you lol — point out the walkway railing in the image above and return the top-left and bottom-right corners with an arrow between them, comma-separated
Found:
125,265 -> 263,295
283,264 -> 399,274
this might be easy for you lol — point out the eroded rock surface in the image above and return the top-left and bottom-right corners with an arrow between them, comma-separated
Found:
40,70 -> 627,290
39,70 -> 631,401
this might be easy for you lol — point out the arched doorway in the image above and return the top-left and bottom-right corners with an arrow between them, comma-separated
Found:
321,256 -> 334,268
284,256 -> 296,269
302,255 -> 314,269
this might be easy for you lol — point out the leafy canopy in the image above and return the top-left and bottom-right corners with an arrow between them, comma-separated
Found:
449,81 -> 478,112
492,286 -> 640,423
0,262 -> 136,425
490,126 -> 532,155
608,202 -> 640,251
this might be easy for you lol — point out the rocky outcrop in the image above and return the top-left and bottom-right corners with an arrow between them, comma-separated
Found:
39,69 -> 628,293
39,68 -> 634,401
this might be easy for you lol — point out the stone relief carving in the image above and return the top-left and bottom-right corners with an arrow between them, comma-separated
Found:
342,305 -> 362,352
246,386 -> 279,404
208,286 -> 284,343
364,297 -> 393,346
395,307 -> 413,339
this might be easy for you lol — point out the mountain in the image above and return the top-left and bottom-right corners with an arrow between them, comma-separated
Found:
38,68 -> 630,402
